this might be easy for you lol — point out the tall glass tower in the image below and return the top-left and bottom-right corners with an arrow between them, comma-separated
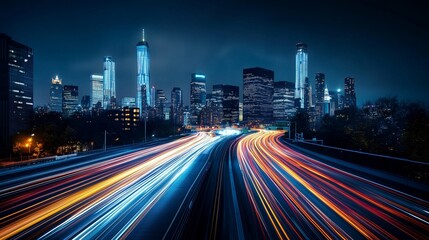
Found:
344,77 -> 356,108
295,43 -> 308,109
0,34 -> 33,157
91,74 -> 103,108
137,29 -> 150,117
243,67 -> 274,125
190,73 -> 206,126
103,56 -> 115,109
49,75 -> 63,112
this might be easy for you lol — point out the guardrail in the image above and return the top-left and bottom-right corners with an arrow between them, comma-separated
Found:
283,138 -> 429,184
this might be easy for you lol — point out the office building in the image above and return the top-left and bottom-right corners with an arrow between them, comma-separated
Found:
243,67 -> 274,125
137,29 -> 150,116
344,77 -> 356,108
170,87 -> 183,127
91,74 -> 103,108
273,81 -> 295,121
121,97 -> 136,107
0,34 -> 33,157
304,77 -> 312,109
323,86 -> 331,115
81,95 -> 90,112
49,75 -> 62,112
221,85 -> 239,125
295,43 -> 308,109
62,85 -> 79,117
211,85 -> 223,126
122,107 -> 140,131
155,89 -> 166,120
103,56 -> 115,109
190,73 -> 206,125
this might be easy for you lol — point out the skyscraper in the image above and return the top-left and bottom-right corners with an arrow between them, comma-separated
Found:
170,87 -> 183,126
344,77 -> 356,108
151,86 -> 156,108
137,29 -> 150,116
0,34 -> 33,157
155,89 -> 166,119
103,56 -> 115,109
243,67 -> 274,125
81,95 -> 90,112
62,85 -> 79,117
273,81 -> 295,121
315,73 -> 325,104
49,75 -> 62,112
323,86 -> 331,115
221,85 -> 239,125
190,73 -> 206,125
304,77 -> 312,109
91,74 -> 103,108
295,43 -> 308,109
211,84 -> 224,126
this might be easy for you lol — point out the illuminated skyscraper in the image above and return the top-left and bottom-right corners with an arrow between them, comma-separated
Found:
315,73 -> 325,104
49,75 -> 62,112
190,73 -> 206,125
295,43 -> 308,109
151,86 -> 156,108
273,81 -> 295,121
91,74 -> 103,108
103,56 -> 115,109
344,77 -> 356,108
136,29 -> 150,116
211,84 -> 223,125
155,89 -> 166,119
0,34 -> 33,157
171,87 -> 183,127
243,67 -> 274,125
323,86 -> 331,115
62,85 -> 79,117
220,85 -> 239,125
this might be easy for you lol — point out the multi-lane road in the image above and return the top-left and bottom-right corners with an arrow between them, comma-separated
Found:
0,133 -> 222,239
1,130 -> 428,239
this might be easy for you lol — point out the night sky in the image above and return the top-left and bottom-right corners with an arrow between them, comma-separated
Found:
1,0 -> 428,107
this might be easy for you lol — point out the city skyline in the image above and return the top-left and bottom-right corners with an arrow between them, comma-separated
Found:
1,0 -> 428,108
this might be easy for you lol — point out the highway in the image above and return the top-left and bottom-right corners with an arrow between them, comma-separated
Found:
1,130 -> 428,239
235,130 -> 429,239
0,133 -> 222,239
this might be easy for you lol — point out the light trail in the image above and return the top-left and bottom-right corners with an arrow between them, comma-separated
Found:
236,130 -> 429,239
0,133 -> 220,239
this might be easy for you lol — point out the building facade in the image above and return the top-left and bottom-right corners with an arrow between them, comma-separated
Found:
170,87 -> 183,127
273,81 -> 295,121
136,29 -> 150,116
243,67 -> 274,125
49,75 -> 62,112
62,85 -> 79,117
91,74 -> 103,108
0,34 -> 33,157
221,85 -> 239,125
155,89 -> 166,120
103,56 -> 116,109
344,77 -> 356,108
190,73 -> 206,125
211,85 -> 223,126
295,43 -> 308,109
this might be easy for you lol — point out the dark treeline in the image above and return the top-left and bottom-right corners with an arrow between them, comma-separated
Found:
290,97 -> 429,163
12,111 -> 179,158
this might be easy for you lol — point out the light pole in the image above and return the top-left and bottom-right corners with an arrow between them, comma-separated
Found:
104,130 -> 107,151
144,112 -> 147,143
